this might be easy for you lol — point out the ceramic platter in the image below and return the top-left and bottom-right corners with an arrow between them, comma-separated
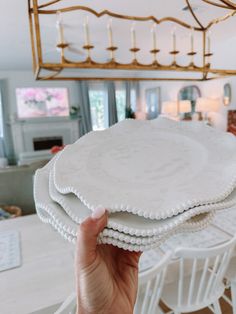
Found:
49,162 -> 236,237
34,165 -> 215,251
53,118 -> 236,219
47,158 -> 234,238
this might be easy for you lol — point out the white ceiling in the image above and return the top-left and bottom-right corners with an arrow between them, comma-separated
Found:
0,0 -> 236,71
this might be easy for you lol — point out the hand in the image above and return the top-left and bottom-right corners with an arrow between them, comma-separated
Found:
75,207 -> 142,314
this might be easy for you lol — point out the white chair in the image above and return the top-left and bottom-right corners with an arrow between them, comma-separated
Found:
134,251 -> 172,314
54,293 -> 76,314
161,236 -> 236,314
223,254 -> 236,313
55,252 -> 172,314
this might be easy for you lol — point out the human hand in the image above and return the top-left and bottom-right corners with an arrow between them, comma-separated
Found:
75,207 -> 142,314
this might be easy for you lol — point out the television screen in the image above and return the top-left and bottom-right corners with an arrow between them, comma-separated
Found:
16,88 -> 69,118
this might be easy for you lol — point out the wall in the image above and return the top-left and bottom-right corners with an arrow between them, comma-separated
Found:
0,70 -> 80,163
2,69 -> 236,162
139,77 -> 236,131
0,70 -> 80,117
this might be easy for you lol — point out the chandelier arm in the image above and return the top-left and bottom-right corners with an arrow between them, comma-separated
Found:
37,0 -> 61,9
38,68 -> 62,80
40,60 -> 206,73
206,10 -> 236,29
35,6 -> 202,30
32,0 -> 43,65
219,0 -> 236,9
36,76 -> 205,82
33,0 -> 236,10
201,0 -> 233,9
28,0 -> 37,73
185,0 -> 205,29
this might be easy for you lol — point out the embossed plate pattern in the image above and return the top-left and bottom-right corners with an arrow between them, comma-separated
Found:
53,118 -> 236,219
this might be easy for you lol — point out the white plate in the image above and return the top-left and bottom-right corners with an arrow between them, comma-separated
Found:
48,159 -> 225,237
53,118 -> 236,219
35,201 -> 214,252
34,165 -> 215,250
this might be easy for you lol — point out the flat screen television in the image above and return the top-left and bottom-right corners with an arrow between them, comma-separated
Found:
16,88 -> 69,119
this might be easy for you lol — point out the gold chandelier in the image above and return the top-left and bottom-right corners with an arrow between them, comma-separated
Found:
28,0 -> 236,81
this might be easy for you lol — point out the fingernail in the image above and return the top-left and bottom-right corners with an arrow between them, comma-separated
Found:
91,206 -> 106,220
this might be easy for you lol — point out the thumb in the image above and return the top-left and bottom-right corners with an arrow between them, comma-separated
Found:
76,207 -> 108,268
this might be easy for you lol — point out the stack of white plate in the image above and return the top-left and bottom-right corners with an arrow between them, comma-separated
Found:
34,118 -> 236,251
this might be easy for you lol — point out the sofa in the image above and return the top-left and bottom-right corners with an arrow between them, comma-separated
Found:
0,160 -> 48,215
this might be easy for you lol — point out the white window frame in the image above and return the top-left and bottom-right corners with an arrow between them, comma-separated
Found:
0,91 -> 3,138
89,82 -> 108,130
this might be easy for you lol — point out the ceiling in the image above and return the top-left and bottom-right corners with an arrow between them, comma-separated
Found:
0,0 -> 236,72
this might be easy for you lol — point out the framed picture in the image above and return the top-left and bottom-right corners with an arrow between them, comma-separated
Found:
145,87 -> 161,120
227,110 -> 236,135
16,87 -> 70,119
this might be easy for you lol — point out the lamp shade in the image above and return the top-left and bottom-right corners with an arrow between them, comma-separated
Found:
161,101 -> 178,116
196,97 -> 220,113
162,100 -> 192,115
179,100 -> 192,113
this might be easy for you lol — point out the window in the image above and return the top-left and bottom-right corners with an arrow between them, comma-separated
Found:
115,82 -> 126,122
0,93 -> 3,138
89,82 -> 128,130
130,88 -> 137,112
89,84 -> 108,130
16,88 -> 70,119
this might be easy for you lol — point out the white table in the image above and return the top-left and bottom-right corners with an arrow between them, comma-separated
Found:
0,215 -> 75,314
140,207 -> 236,271
1,208 -> 236,314
164,207 -> 236,251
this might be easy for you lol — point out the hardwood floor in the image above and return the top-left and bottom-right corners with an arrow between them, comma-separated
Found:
160,288 -> 233,314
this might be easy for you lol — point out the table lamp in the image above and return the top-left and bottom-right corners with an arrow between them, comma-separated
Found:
162,100 -> 191,120
196,97 -> 220,124
161,101 -> 178,119
178,100 -> 191,114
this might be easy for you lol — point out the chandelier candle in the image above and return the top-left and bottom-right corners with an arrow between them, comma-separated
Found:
190,27 -> 194,52
206,30 -> 211,64
56,11 -> 64,44
151,23 -> 157,51
131,22 -> 136,48
83,16 -> 90,46
107,19 -> 113,47
172,26 -> 177,51
207,31 -> 211,54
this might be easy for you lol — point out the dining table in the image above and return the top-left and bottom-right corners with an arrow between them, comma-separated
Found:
139,206 -> 236,272
0,207 -> 236,314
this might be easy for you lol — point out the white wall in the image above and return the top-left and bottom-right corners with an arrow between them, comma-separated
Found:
139,77 -> 236,131
1,69 -> 236,162
2,70 -> 236,133
0,70 -> 80,118
0,70 -> 81,163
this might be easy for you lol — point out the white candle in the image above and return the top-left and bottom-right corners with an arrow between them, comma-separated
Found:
207,31 -> 211,54
107,19 -> 113,46
83,16 -> 90,45
171,26 -> 177,51
131,22 -> 136,48
56,11 -> 64,44
151,23 -> 157,50
190,27 -> 194,52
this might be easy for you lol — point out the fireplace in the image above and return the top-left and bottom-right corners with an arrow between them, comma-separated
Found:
33,136 -> 63,151
11,118 -> 80,165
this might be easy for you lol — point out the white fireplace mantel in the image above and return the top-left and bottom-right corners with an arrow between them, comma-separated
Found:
11,117 -> 80,164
